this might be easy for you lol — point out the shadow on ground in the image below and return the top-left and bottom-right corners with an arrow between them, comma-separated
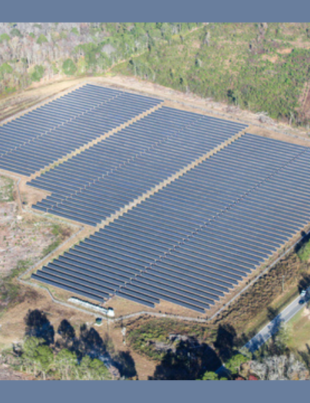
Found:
24,309 -> 137,378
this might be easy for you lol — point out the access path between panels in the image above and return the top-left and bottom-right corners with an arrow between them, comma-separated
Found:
29,107 -> 247,225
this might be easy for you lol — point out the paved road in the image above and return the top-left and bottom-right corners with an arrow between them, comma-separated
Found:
215,294 -> 305,376
244,295 -> 305,353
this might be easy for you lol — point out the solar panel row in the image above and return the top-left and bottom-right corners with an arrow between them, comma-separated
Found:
28,106 -> 207,196
32,134 -> 310,312
0,84 -> 121,156
29,107 -> 247,225
0,84 -> 162,175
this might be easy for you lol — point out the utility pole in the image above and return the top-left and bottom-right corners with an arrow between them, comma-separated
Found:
282,275 -> 285,293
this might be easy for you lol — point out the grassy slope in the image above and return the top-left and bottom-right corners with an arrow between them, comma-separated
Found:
113,23 -> 310,125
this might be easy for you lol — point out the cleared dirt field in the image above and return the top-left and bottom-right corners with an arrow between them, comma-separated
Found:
0,76 -> 85,123
0,278 -> 156,379
0,177 -> 74,276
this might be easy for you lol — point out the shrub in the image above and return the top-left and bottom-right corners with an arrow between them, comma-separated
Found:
200,371 -> 219,380
0,33 -> 10,43
62,58 -> 77,76
71,27 -> 79,35
37,34 -> 48,45
297,239 -> 310,262
0,63 -> 13,75
30,65 -> 45,82
10,28 -> 22,38
225,353 -> 248,375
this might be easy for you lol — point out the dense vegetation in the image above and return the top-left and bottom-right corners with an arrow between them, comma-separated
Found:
12,336 -> 111,380
0,22 -> 201,94
1,23 -> 310,126
297,236 -> 310,262
114,23 -> 310,127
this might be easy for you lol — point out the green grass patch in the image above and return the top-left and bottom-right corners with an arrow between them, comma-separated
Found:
41,239 -> 61,257
51,223 -> 62,237
0,176 -> 14,202
40,223 -> 72,258
286,307 -> 310,351
297,240 -> 310,262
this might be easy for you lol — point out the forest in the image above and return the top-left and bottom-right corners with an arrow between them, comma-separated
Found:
0,22 -> 200,94
114,22 -> 310,127
1,23 -> 310,126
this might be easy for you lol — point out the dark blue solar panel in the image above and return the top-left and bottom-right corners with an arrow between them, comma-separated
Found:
0,84 -> 162,174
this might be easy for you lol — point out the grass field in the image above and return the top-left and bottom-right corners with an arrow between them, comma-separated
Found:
287,307 -> 310,351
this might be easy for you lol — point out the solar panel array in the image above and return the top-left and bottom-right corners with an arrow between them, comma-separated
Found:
2,83 -> 309,312
32,134 -> 310,312
28,107 -> 247,225
0,84 -> 162,175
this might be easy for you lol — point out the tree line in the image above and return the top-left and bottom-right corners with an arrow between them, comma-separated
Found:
0,22 -> 202,95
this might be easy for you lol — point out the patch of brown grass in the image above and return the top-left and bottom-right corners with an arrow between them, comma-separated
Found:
262,54 -> 279,63
278,48 -> 293,54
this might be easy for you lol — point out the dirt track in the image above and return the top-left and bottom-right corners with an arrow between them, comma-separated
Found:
0,363 -> 34,380
0,181 -> 74,276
